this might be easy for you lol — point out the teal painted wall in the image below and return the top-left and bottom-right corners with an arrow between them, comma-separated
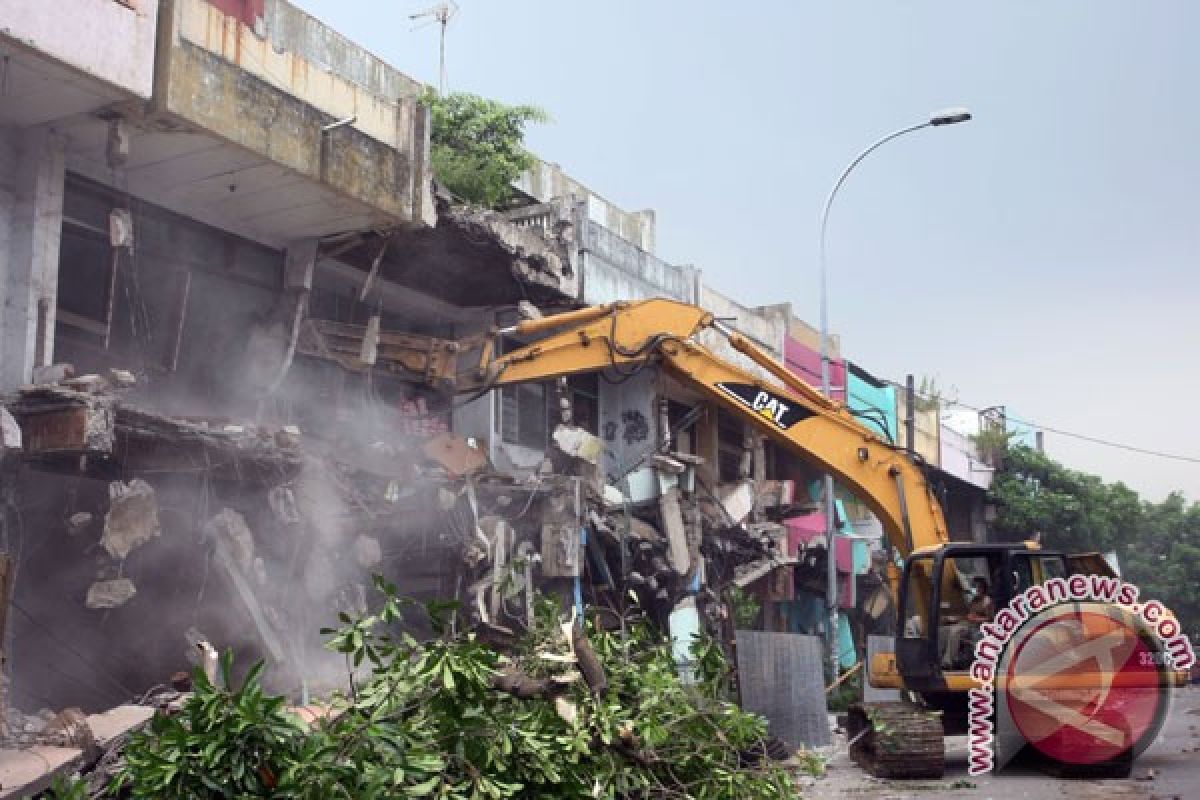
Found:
847,364 -> 898,443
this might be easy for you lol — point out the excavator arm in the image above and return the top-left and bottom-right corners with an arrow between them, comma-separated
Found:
454,298 -> 949,557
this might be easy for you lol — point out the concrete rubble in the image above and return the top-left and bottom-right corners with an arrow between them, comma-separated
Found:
0,297 -> 821,798
84,579 -> 137,610
100,480 -> 160,561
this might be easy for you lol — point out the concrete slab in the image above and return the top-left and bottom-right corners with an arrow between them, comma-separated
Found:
0,745 -> 83,799
86,705 -> 154,748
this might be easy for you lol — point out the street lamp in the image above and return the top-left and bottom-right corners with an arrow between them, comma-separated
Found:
816,107 -> 971,677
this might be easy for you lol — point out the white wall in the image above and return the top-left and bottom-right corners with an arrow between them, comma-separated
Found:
3,0 -> 158,98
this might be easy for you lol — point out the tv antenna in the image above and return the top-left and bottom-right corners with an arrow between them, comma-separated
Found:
409,1 -> 459,96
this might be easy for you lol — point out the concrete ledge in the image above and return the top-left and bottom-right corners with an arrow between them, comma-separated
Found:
162,42 -> 424,224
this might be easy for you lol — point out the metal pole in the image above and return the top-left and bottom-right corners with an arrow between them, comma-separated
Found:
817,121 -> 932,678
438,14 -> 447,96
905,374 -> 916,455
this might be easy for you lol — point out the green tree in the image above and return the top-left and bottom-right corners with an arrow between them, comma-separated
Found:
425,90 -> 549,208
987,445 -> 1197,636
1122,492 -> 1200,638
82,583 -> 794,800
988,445 -> 1139,554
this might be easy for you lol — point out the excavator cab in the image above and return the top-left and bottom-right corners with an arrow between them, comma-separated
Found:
894,544 -> 1077,690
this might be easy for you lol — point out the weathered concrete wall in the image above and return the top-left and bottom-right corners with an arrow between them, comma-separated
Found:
895,388 -> 940,467
263,0 -> 424,102
939,425 -> 992,490
158,0 -> 433,226
598,367 -> 658,481
176,0 -> 420,150
581,220 -> 696,306
0,128 -> 65,389
695,286 -> 788,386
0,0 -> 158,98
518,161 -> 655,253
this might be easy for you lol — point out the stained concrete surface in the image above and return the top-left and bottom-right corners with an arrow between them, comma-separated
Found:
806,685 -> 1200,799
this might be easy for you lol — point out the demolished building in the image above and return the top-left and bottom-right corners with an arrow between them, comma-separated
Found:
0,5 -> 1008,786
0,0 -> 830,727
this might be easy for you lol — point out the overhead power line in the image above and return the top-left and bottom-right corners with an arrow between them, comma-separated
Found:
929,396 -> 1200,465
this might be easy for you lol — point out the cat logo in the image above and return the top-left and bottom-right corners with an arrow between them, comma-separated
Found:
715,382 -> 814,431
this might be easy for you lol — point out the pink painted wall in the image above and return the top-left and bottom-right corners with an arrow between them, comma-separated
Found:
784,336 -> 846,402
785,515 -> 856,609
206,0 -> 265,27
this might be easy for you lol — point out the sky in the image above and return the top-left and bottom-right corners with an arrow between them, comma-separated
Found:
291,0 -> 1200,503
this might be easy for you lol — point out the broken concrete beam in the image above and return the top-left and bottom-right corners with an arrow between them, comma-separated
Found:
111,407 -> 302,484
86,705 -> 154,748
650,454 -> 686,475
101,479 -> 160,560
204,509 -> 255,570
212,539 -> 287,665
62,374 -> 107,393
719,481 -> 755,526
30,363 -> 74,385
0,745 -> 85,799
86,578 -> 137,609
108,369 -> 136,388
8,386 -> 115,455
733,559 -> 777,588
658,487 -> 691,576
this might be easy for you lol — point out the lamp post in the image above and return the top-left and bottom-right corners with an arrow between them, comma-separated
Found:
817,107 -> 971,677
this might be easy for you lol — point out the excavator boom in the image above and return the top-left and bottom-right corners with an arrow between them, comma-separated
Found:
466,298 -> 949,558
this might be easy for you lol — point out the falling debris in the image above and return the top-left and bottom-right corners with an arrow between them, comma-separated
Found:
86,578 -> 137,609
204,508 -> 255,570
422,431 -> 488,476
353,535 -> 382,568
267,485 -> 301,524
100,480 -> 160,560
65,512 -> 93,537
552,424 -> 604,464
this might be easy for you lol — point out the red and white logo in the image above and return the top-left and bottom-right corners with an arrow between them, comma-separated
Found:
1003,604 -> 1170,766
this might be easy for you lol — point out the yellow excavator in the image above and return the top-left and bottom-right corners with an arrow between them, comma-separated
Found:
310,297 -> 1188,778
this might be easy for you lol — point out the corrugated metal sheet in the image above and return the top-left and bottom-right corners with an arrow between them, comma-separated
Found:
735,631 -> 830,748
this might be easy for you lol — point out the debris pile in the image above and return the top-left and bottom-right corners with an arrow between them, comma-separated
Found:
50,592 -> 796,799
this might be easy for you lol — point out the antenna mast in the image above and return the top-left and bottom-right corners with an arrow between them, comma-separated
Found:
409,1 -> 459,96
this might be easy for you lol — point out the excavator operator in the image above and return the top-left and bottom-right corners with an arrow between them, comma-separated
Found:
940,576 -> 996,670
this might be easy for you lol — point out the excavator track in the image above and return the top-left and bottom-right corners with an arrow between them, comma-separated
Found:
846,702 -> 945,779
